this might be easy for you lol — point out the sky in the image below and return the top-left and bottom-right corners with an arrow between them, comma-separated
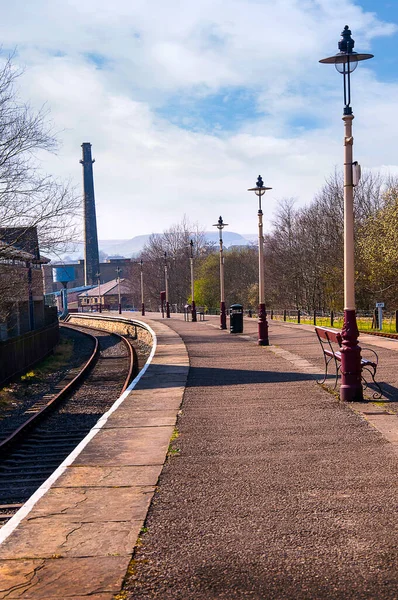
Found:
1,0 -> 398,240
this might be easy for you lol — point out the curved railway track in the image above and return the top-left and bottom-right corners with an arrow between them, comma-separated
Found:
0,322 -> 137,526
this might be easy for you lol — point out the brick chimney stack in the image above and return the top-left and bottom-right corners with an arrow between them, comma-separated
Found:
80,143 -> 100,286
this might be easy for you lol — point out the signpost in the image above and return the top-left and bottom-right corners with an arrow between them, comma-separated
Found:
376,302 -> 384,331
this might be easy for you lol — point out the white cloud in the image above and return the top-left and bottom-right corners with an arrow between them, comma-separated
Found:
0,0 -> 397,239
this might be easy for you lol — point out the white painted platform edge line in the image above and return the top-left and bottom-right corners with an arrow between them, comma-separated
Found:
0,321 -> 158,546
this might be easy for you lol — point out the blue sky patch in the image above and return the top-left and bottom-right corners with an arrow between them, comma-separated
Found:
156,88 -> 261,133
84,52 -> 108,69
356,0 -> 398,81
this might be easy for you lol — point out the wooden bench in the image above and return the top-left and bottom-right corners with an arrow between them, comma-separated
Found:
315,327 -> 382,398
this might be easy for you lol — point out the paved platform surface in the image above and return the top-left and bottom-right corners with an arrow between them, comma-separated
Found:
0,318 -> 188,600
1,313 -> 398,599
123,314 -> 398,599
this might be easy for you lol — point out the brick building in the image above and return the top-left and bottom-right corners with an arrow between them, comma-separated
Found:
0,228 -> 53,340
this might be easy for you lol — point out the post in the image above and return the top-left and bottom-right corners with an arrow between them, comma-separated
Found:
96,273 -> 102,313
319,25 -> 373,400
164,253 -> 170,318
378,306 -> 383,331
297,309 -> 300,324
140,260 -> 145,316
118,277 -> 121,314
331,310 -> 334,327
340,114 -> 363,402
219,240 -> 226,329
27,264 -> 35,330
283,309 -> 286,322
313,310 -> 316,326
190,240 -> 197,322
257,205 -> 269,344
116,267 -> 122,314
395,310 -> 398,334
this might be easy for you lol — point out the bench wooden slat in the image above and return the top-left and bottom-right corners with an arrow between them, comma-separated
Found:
315,327 -> 342,345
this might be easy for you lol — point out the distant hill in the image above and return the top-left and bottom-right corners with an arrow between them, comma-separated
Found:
50,232 -> 256,263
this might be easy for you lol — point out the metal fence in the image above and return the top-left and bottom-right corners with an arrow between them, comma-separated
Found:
0,322 -> 60,386
270,309 -> 398,334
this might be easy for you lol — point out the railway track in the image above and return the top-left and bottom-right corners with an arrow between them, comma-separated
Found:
0,322 -> 137,526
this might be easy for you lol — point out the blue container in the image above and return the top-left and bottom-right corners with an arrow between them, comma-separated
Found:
53,266 -> 75,284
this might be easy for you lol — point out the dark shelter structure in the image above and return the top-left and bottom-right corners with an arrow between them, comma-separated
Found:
80,142 -> 100,286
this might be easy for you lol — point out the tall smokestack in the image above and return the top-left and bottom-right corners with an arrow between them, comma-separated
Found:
80,143 -> 100,286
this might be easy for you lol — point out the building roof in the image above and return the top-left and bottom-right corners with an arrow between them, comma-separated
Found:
0,227 -> 40,260
0,240 -> 35,262
48,285 -> 96,297
78,278 -> 132,297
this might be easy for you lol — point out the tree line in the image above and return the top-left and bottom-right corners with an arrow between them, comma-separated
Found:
136,172 -> 398,313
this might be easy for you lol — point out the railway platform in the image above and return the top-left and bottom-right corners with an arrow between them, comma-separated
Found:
1,313 -> 398,599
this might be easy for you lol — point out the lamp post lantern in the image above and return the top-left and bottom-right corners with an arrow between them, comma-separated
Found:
96,271 -> 102,313
189,239 -> 197,322
213,216 -> 228,329
320,25 -> 373,402
164,251 -> 170,318
140,259 -> 145,316
115,266 -> 122,314
248,175 -> 272,345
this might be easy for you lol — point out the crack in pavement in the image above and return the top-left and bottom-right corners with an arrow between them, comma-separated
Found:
1,560 -> 45,599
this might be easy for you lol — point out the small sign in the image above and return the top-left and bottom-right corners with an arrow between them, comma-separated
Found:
376,302 -> 384,308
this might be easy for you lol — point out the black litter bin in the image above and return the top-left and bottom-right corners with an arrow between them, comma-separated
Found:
230,303 -> 243,333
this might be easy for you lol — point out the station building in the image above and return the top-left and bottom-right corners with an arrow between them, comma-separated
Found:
78,278 -> 134,311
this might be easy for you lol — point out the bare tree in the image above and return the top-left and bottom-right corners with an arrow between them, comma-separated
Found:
137,217 -> 212,311
0,54 -> 80,258
0,53 -> 81,334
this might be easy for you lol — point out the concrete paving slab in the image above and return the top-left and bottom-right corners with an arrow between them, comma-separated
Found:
74,426 -> 174,466
0,517 -> 143,559
119,391 -> 185,411
0,556 -> 127,599
21,486 -> 154,522
53,465 -> 163,488
98,408 -> 178,428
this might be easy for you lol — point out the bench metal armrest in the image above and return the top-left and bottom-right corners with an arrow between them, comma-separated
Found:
361,346 -> 378,366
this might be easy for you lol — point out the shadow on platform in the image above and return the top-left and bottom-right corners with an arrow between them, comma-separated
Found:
139,364 -> 319,389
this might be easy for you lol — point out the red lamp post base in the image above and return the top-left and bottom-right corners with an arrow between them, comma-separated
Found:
118,303 -> 122,315
220,301 -> 227,329
166,301 -> 171,318
191,300 -> 197,322
258,303 -> 269,346
141,303 -> 145,316
340,308 -> 363,402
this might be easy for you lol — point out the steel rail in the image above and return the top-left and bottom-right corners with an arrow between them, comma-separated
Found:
65,321 -> 137,394
0,324 -> 99,457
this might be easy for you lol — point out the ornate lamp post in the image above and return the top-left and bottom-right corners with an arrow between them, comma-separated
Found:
164,251 -> 170,318
140,259 -> 145,316
115,266 -> 122,314
248,175 -> 272,345
320,25 -> 373,402
189,239 -> 197,322
96,271 -> 102,313
213,216 -> 228,329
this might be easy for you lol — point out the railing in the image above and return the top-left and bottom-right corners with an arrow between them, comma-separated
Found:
0,322 -> 60,386
270,309 -> 398,334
